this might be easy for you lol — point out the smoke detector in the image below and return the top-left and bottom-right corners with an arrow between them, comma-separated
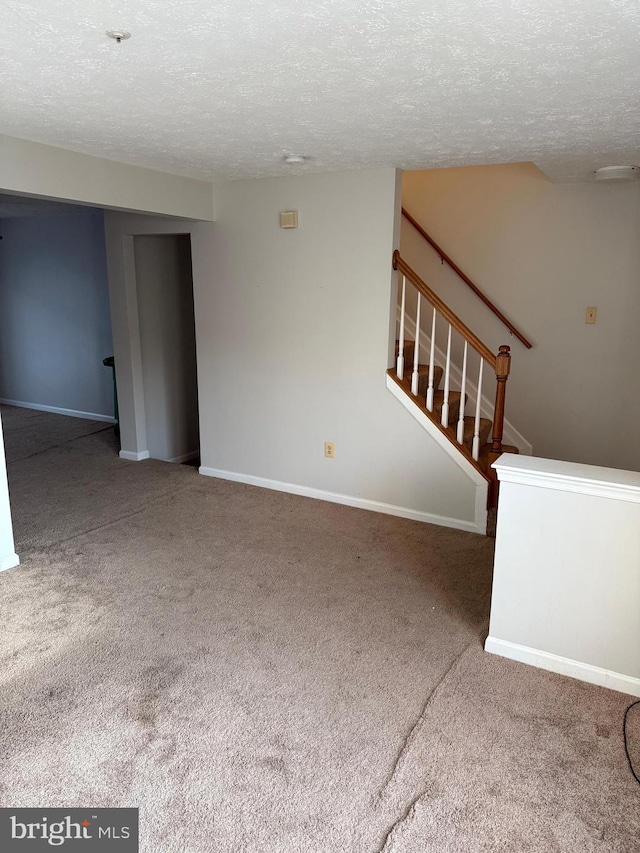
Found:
106,30 -> 131,44
594,165 -> 639,182
283,155 -> 308,165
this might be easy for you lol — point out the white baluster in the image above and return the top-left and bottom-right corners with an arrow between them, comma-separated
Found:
472,359 -> 484,461
456,341 -> 468,444
411,294 -> 421,396
426,307 -> 437,412
397,275 -> 406,379
440,324 -> 452,427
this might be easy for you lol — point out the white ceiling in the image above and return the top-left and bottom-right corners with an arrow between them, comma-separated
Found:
2,0 -> 639,183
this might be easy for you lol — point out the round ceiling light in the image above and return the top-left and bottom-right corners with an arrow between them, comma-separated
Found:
594,165 -> 639,182
106,29 -> 131,44
283,155 -> 307,165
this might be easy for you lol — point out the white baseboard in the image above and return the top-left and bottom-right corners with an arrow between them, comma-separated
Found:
199,466 -> 485,534
0,552 -> 20,572
0,398 -> 116,424
485,636 -> 640,698
119,450 -> 150,462
168,451 -> 199,464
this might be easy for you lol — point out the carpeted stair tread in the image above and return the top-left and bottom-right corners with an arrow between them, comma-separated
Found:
431,391 -> 462,425
443,416 -> 492,460
459,415 -> 493,449
408,364 -> 444,396
390,354 -> 521,483
392,373 -> 463,428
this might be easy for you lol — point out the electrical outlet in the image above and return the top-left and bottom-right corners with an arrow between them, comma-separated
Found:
324,441 -> 335,458
585,306 -> 597,324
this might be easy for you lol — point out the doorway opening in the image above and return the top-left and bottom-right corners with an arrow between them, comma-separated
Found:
132,233 -> 200,467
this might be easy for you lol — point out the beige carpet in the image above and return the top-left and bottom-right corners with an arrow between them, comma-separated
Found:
0,403 -> 638,851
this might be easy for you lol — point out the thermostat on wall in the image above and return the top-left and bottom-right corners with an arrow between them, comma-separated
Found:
280,211 -> 298,229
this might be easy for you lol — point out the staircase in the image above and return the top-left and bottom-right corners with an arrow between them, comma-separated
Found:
390,243 -> 530,527
387,340 -> 518,488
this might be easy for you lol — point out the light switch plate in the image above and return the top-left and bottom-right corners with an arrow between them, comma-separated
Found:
585,306 -> 597,324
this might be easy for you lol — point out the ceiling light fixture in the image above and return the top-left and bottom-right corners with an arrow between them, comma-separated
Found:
594,165 -> 639,182
106,29 -> 131,44
283,155 -> 307,165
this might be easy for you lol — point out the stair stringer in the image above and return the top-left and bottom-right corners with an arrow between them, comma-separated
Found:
386,373 -> 488,535
398,310 -> 533,456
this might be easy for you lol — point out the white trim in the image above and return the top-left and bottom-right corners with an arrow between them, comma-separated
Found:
386,374 -> 487,488
119,449 -> 150,462
485,636 -> 640,699
199,466 -> 486,535
474,482 -> 488,530
0,398 -> 116,424
168,451 -> 199,464
493,454 -> 640,503
399,312 -> 532,455
0,552 -> 20,572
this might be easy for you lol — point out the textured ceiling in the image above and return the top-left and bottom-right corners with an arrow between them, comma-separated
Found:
2,0 -> 639,182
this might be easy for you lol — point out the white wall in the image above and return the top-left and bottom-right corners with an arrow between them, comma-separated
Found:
0,212 -> 114,419
0,412 -> 19,571
486,454 -> 640,698
401,164 -> 640,471
104,169 -> 485,530
134,235 -> 199,462
196,168 -> 484,531
0,134 -> 214,221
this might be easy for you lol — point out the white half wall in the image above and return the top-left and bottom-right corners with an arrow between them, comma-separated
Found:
0,412 -> 19,572
486,454 -> 640,697
196,168 -> 485,531
0,134 -> 214,221
0,212 -> 114,419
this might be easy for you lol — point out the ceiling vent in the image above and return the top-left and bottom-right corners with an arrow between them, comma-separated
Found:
594,165 -> 639,182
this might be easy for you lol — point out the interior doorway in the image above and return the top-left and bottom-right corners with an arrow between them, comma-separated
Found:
133,234 -> 200,465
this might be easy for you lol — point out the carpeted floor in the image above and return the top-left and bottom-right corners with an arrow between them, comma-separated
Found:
0,403 -> 638,851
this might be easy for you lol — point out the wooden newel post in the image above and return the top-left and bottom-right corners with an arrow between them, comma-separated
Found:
487,345 -> 511,509
491,345 -> 511,454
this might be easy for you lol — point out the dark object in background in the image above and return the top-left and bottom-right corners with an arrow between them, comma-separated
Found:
103,356 -> 120,440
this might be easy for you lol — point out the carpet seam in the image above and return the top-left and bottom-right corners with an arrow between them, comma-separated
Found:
17,482 -> 198,561
374,639 -> 475,852
5,424 -> 114,464
376,794 -> 423,853
376,637 -> 474,803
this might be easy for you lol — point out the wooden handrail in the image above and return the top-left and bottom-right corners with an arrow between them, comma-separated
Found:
401,207 -> 533,350
393,251 -> 496,369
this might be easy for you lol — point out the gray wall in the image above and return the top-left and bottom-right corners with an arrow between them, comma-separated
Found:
0,211 -> 114,419
134,234 -> 199,462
